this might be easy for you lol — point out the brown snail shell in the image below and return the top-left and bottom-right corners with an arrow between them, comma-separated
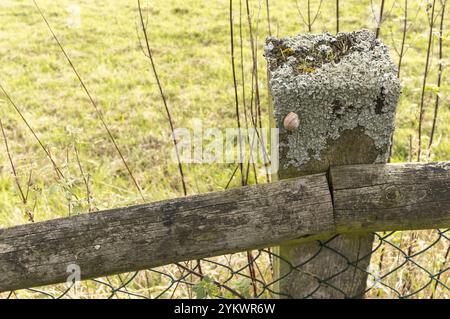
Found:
283,112 -> 299,131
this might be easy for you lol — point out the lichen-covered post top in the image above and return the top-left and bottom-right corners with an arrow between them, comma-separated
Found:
265,29 -> 401,173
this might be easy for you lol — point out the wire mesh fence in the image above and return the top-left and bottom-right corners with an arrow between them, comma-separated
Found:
0,0 -> 448,299
2,228 -> 449,299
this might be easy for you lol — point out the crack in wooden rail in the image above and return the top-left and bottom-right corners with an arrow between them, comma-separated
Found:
0,162 -> 449,292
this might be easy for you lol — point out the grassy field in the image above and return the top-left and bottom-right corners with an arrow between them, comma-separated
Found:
0,0 -> 448,298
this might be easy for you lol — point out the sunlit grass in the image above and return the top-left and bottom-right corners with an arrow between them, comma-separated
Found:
0,0 -> 448,298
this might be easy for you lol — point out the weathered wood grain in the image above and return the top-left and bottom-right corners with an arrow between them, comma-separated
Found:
0,162 -> 449,293
0,173 -> 332,293
272,129 -> 385,298
265,29 -> 401,298
332,162 -> 450,233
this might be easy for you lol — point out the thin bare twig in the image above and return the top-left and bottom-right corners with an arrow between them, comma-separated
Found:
417,0 -> 437,161
137,0 -> 187,196
295,0 -> 324,32
0,83 -> 64,180
0,119 -> 25,201
266,0 -> 272,36
336,0 -> 340,33
239,0 -> 259,185
372,0 -> 398,38
136,1 -> 197,298
243,0 -> 266,297
428,0 -> 446,153
430,241 -> 450,298
225,164 -> 240,189
389,0 -> 424,76
0,118 -> 34,222
246,0 -> 271,184
33,0 -> 145,200
397,0 -> 409,77
74,144 -> 93,212
375,0 -> 386,38
230,0 -> 245,186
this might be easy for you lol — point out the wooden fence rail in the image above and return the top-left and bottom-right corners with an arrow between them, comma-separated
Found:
0,162 -> 449,292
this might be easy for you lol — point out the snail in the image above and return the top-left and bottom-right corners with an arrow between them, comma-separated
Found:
283,112 -> 299,131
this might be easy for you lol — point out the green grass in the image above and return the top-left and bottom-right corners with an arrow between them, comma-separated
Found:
0,0 -> 448,298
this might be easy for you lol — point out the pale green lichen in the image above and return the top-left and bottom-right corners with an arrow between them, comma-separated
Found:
265,29 -> 401,168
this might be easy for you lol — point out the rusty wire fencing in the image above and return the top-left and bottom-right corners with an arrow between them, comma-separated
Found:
0,0 -> 449,299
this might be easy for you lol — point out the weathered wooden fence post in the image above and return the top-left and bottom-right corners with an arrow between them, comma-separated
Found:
265,30 -> 400,298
